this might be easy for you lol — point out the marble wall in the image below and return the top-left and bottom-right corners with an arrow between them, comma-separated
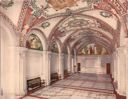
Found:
50,53 -> 59,73
63,54 -> 68,70
26,50 -> 43,79
77,55 -> 112,74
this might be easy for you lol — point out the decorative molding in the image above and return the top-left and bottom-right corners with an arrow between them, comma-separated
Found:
109,0 -> 127,16
28,0 -> 103,18
0,11 -> 18,33
41,22 -> 50,29
17,0 -> 30,31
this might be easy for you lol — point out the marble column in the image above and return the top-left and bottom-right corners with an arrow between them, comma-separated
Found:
116,47 -> 126,96
67,54 -> 72,73
74,49 -> 77,66
111,54 -> 114,79
124,38 -> 128,99
43,51 -> 51,86
125,48 -> 128,99
113,51 -> 118,83
71,55 -> 75,73
17,47 -> 28,96
58,53 -> 64,79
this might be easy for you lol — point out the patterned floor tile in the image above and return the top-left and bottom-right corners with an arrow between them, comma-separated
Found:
23,73 -> 116,99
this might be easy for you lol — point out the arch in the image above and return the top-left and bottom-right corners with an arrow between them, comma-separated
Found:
48,13 -> 119,41
0,14 -> 19,98
62,28 -> 114,46
50,41 -> 59,53
49,38 -> 62,53
23,29 -> 48,51
66,44 -> 71,55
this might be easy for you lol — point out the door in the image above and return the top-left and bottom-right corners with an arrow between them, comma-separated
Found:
77,63 -> 81,72
106,63 -> 111,74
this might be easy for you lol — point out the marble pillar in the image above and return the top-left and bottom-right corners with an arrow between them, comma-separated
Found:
16,47 -> 28,97
125,48 -> 128,99
113,51 -> 118,83
71,56 -> 75,73
111,54 -> 114,79
43,51 -> 51,85
116,47 -> 126,96
67,54 -> 72,73
58,53 -> 64,79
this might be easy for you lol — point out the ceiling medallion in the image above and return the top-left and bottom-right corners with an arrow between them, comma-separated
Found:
41,22 -> 50,29
0,0 -> 14,9
100,11 -> 112,18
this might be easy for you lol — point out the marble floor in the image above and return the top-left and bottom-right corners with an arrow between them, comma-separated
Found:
23,73 -> 116,99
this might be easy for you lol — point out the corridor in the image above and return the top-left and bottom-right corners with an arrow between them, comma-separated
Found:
23,73 -> 116,99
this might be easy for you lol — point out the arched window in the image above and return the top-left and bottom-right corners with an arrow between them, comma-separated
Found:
26,34 -> 43,51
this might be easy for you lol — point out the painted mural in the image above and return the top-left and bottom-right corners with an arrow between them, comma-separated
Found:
26,34 -> 43,51
78,43 -> 109,55
48,0 -> 79,11
50,41 -> 59,53
0,0 -> 14,9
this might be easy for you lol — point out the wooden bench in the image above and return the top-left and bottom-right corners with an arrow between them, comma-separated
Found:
27,77 -> 45,94
50,73 -> 59,84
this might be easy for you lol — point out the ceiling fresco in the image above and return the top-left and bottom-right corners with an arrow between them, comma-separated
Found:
53,15 -> 115,44
0,0 -> 14,9
29,0 -> 103,18
0,0 -> 128,54
48,0 -> 80,11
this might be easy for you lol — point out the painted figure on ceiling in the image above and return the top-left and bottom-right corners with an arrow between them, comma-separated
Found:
48,0 -> 79,10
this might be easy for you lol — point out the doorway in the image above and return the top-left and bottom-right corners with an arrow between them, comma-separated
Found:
106,63 -> 111,74
77,63 -> 81,72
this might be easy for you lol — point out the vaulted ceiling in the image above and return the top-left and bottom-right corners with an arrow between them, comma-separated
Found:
0,0 -> 128,54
